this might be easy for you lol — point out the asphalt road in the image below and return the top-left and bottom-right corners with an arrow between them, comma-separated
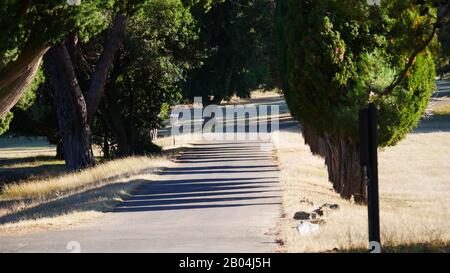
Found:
0,140 -> 281,253
435,79 -> 450,97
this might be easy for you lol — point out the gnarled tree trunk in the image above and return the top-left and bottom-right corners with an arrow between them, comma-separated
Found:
302,123 -> 366,203
43,14 -> 127,170
44,43 -> 95,171
0,42 -> 49,118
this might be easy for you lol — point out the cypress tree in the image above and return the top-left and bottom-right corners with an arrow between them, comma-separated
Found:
276,0 -> 448,202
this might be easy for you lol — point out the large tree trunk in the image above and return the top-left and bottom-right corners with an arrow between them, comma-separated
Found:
42,14 -> 127,170
44,43 -> 95,171
302,123 -> 366,203
86,14 -> 128,124
0,42 -> 49,118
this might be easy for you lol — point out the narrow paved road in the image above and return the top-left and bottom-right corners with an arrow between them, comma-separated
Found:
0,140 -> 281,253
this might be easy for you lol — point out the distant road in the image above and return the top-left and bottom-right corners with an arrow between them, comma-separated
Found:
435,79 -> 450,98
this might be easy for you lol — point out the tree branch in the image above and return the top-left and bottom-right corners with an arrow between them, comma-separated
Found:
86,14 -> 128,124
0,32 -> 49,118
0,37 -> 49,89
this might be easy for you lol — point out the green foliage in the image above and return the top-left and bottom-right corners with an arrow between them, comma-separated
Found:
93,0 -> 202,155
277,0 -> 439,147
0,1 -> 110,66
9,83 -> 60,144
0,111 -> 13,135
376,54 -> 436,146
0,0 -> 198,72
6,0 -> 203,155
16,68 -> 45,110
182,0 -> 217,11
184,0 -> 276,104
159,103 -> 171,120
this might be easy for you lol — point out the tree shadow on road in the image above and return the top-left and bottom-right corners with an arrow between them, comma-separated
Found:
163,165 -> 278,175
0,174 -> 281,225
0,141 -> 281,227
413,114 -> 450,133
113,175 -> 281,213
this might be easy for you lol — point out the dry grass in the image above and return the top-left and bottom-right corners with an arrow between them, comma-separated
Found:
0,148 -> 57,159
432,103 -> 450,115
0,155 -> 172,233
1,157 -> 63,170
0,118 -> 190,234
226,89 -> 282,105
0,156 -> 168,201
0,156 -> 66,188
273,126 -> 450,253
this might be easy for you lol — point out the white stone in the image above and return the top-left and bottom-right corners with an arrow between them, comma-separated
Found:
297,221 -> 320,236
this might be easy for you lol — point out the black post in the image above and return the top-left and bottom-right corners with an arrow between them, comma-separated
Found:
367,103 -> 380,245
359,109 -> 369,166
359,104 -> 381,252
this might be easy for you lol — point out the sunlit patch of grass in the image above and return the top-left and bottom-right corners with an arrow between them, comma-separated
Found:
0,155 -> 172,234
433,104 -> 450,116
0,211 -> 102,236
0,156 -> 168,201
341,240 -> 450,253
273,122 -> 450,253
0,156 -> 64,169
0,132 -> 185,234
0,137 -> 53,149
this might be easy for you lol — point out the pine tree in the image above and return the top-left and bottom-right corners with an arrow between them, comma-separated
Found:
276,0 -> 449,202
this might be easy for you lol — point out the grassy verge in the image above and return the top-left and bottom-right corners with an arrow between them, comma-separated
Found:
273,126 -> 450,253
0,155 -> 172,235
432,104 -> 450,116
1,156 -> 166,200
